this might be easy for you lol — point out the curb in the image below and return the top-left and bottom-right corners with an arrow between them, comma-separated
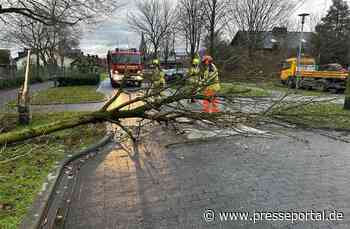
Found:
19,134 -> 113,229
273,117 -> 350,133
30,99 -> 108,106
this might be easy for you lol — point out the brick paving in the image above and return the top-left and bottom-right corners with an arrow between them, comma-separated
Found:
64,127 -> 350,229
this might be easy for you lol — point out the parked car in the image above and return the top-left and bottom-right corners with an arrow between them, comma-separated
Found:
163,68 -> 187,83
319,63 -> 347,72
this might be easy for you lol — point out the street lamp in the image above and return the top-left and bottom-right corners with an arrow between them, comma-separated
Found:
296,13 -> 310,89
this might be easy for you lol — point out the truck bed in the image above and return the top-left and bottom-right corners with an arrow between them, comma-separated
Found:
300,71 -> 348,80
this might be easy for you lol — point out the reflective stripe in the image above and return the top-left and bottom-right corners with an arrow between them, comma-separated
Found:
152,69 -> 165,82
203,64 -> 220,92
187,66 -> 201,85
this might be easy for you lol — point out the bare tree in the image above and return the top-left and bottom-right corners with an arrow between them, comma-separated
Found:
0,0 -> 122,25
2,16 -> 80,74
57,25 -> 81,67
202,0 -> 226,56
161,33 -> 171,64
128,0 -> 176,57
177,0 -> 205,58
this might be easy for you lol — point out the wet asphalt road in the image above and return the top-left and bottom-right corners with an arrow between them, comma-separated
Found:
16,80 -> 349,228
62,122 -> 350,229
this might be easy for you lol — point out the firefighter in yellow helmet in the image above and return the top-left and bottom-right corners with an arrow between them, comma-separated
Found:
201,55 -> 221,113
151,59 -> 166,98
187,56 -> 201,103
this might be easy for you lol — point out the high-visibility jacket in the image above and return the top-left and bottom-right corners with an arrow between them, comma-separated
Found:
152,67 -> 166,87
203,64 -> 221,92
187,65 -> 201,84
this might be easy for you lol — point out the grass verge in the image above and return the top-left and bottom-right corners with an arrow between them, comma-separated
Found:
31,86 -> 105,105
272,103 -> 350,130
238,81 -> 333,96
11,86 -> 106,106
220,83 -> 271,97
0,112 -> 106,228
100,72 -> 109,81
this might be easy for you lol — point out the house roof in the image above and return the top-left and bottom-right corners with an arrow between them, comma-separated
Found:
231,30 -> 314,50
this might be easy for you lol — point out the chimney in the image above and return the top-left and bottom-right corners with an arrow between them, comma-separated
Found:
272,27 -> 287,36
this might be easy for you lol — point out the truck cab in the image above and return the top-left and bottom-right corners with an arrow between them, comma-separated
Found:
107,48 -> 144,88
280,57 -> 316,83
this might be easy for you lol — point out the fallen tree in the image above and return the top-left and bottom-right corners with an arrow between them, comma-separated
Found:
0,77 -> 259,145
2,75 -> 349,146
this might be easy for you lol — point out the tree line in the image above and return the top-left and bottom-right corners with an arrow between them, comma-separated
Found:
0,0 -> 124,76
312,0 -> 350,66
3,0 -> 350,69
0,0 -> 316,69
128,0 -> 303,60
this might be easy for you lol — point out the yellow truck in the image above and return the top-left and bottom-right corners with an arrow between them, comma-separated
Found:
280,57 -> 348,92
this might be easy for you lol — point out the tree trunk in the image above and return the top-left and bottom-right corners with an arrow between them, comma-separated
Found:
18,50 -> 32,125
0,106 -> 149,145
0,113 -> 100,145
209,0 -> 216,57
1,88 -> 209,145
209,28 -> 215,57
344,77 -> 350,110
36,49 -> 40,79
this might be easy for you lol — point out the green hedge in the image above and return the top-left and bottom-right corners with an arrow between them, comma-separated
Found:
56,72 -> 100,87
0,66 -> 49,90
0,75 -> 44,90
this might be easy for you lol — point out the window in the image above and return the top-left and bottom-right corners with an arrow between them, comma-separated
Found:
281,62 -> 291,70
297,65 -> 316,71
111,54 -> 141,64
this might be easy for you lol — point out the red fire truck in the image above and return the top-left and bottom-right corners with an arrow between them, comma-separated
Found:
107,48 -> 144,88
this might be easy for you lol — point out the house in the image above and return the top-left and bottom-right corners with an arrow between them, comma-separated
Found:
14,49 -> 84,70
14,50 -> 44,70
231,27 -> 314,55
70,54 -> 107,73
0,49 -> 16,79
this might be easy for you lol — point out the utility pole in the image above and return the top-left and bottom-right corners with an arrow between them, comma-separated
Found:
296,13 -> 310,89
18,50 -> 31,125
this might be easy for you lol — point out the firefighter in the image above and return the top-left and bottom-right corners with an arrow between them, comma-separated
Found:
201,55 -> 221,113
187,56 -> 201,103
151,59 -> 166,98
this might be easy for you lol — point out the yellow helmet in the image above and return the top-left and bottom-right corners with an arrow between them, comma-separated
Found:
152,59 -> 160,65
192,58 -> 200,65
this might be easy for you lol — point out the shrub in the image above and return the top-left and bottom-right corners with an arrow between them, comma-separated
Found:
0,50 -> 11,65
56,71 -> 100,87
0,75 -> 44,90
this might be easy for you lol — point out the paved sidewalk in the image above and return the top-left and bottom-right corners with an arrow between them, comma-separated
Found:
31,79 -> 116,112
64,126 -> 350,229
0,79 -> 117,113
0,81 -> 54,112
